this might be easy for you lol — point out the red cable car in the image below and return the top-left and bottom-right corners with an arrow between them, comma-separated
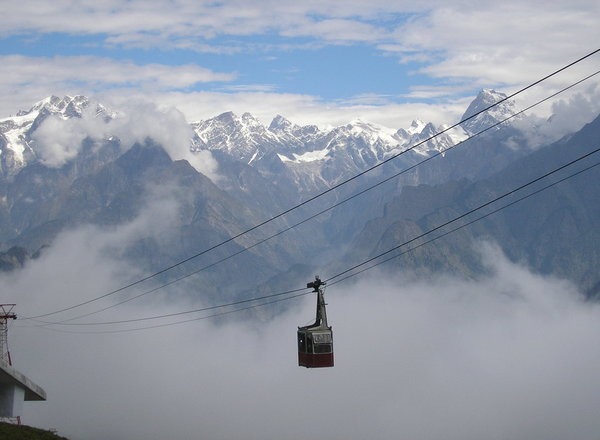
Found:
298,276 -> 334,368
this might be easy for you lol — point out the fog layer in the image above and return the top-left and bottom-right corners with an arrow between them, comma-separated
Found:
4,237 -> 600,440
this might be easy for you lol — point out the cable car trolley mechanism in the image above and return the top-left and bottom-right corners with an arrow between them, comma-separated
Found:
297,276 -> 334,368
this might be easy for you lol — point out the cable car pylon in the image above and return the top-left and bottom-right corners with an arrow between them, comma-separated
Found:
297,276 -> 334,368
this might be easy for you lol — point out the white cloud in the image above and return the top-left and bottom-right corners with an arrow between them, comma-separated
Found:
6,241 -> 600,439
104,101 -> 222,181
510,82 -> 600,147
4,1 -> 597,78
392,3 -> 600,86
1,0 -> 425,43
0,2 -> 598,134
0,55 -> 235,91
545,84 -> 600,136
281,18 -> 384,43
30,98 -> 221,180
31,110 -> 107,167
0,54 -> 462,131
143,89 -> 466,129
2,178 -> 193,315
0,55 -> 236,120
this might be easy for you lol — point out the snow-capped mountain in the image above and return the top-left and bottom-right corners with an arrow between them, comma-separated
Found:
186,108 -> 472,195
0,89 -> 539,209
0,95 -> 114,176
191,111 -> 282,164
1,90 -> 599,302
268,115 -> 321,149
397,120 -> 466,157
1,90 -> 528,187
460,89 -> 522,135
21,95 -> 101,119
0,90 -> 543,199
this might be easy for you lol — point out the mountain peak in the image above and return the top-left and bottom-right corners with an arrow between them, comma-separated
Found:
267,115 -> 322,148
463,89 -> 506,118
215,111 -> 237,123
269,115 -> 293,132
460,89 -> 517,134
408,119 -> 426,134
24,95 -> 91,118
241,112 -> 263,127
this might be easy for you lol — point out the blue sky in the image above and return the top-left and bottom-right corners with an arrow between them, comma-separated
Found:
1,0 -> 599,127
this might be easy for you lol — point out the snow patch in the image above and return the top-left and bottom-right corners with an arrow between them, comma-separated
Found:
278,148 -> 329,163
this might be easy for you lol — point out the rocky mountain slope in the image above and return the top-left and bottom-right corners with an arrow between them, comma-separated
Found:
336,113 -> 600,296
0,90 -> 597,304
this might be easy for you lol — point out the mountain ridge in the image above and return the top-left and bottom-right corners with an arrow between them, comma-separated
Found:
336,113 -> 600,295
1,90 -> 519,181
1,90 -> 597,305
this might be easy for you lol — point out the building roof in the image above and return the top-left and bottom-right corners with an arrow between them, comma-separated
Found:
0,362 -> 46,401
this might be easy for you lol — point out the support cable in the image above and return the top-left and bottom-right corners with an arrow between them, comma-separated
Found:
324,146 -> 600,285
23,48 -> 600,320
26,146 -> 600,330
326,161 -> 600,287
30,68 -> 600,325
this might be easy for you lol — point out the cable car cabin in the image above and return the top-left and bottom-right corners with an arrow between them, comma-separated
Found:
297,328 -> 333,368
298,277 -> 334,368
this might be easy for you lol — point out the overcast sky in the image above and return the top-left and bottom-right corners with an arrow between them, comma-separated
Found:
1,0 -> 599,128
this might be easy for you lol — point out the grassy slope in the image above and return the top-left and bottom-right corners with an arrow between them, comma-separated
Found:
0,422 -> 69,440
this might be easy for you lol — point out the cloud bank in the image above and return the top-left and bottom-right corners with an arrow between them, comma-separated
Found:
5,236 -> 600,440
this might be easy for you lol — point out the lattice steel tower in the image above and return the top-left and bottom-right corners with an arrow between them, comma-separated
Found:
0,304 -> 17,366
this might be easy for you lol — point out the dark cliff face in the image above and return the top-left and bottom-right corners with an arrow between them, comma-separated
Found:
0,246 -> 30,271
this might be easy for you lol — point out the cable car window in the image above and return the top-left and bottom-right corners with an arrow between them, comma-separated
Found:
314,343 -> 333,354
313,333 -> 332,343
298,333 -> 306,353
